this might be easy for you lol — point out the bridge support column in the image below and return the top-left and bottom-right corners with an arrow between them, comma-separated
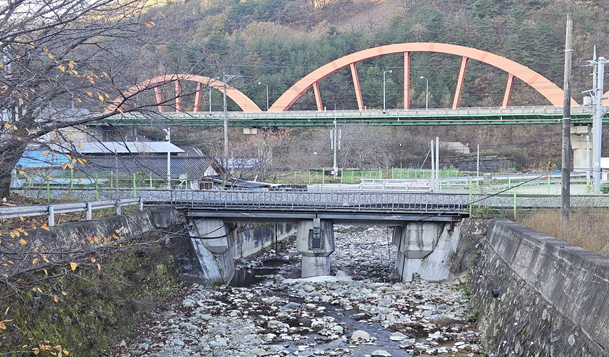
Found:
297,219 -> 335,278
571,125 -> 592,173
189,219 -> 235,285
393,222 -> 461,281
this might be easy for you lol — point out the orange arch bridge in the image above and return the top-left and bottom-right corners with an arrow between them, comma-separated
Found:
269,42 -> 579,112
109,74 -> 261,113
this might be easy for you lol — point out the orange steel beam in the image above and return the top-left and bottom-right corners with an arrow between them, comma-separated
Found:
268,43 -> 578,111
404,52 -> 410,109
452,56 -> 468,109
313,82 -> 323,111
350,63 -> 364,110
194,82 -> 202,112
175,80 -> 182,112
154,87 -> 164,113
108,74 -> 261,113
604,90 -> 609,106
502,74 -> 515,108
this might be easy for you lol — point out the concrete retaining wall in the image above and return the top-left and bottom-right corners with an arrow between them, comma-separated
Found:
470,219 -> 609,356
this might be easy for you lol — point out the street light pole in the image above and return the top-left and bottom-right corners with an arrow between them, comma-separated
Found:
420,76 -> 429,109
258,82 -> 269,111
222,73 -> 242,184
383,70 -> 392,113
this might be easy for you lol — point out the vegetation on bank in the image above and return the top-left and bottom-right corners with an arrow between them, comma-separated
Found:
0,229 -> 183,356
517,209 -> 609,255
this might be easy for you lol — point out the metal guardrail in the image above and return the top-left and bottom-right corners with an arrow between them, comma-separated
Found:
140,189 -> 470,214
0,198 -> 143,227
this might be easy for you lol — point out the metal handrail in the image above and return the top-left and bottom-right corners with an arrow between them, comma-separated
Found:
0,197 -> 143,227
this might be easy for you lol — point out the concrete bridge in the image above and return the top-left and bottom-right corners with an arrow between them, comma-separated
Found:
143,189 -> 468,285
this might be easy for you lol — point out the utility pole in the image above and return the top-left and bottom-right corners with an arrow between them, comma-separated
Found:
593,57 -> 606,194
561,13 -> 573,224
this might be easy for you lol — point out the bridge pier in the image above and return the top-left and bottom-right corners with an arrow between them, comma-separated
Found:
297,219 -> 335,278
571,125 -> 592,173
392,222 -> 461,281
189,219 -> 235,285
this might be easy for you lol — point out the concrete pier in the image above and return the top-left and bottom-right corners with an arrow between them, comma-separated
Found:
296,219 -> 335,278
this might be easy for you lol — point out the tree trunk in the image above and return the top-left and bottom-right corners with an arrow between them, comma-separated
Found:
0,142 -> 27,199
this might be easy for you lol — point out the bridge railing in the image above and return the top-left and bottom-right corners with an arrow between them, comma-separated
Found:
141,189 -> 470,213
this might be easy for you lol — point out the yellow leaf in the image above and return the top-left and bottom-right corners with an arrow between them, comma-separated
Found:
18,215 -> 23,221
90,258 -> 96,263
78,142 -> 82,148
159,11 -> 166,17
43,269 -> 48,275
48,53 -> 53,59
18,98 -> 23,105
86,92 -> 92,97
76,98 -> 82,103
12,125 -> 17,130
144,23 -> 152,27
97,94 -> 104,101
19,239 -> 26,245
32,258 -> 39,264
69,262 -> 77,271
41,151 -> 49,156
53,295 -> 58,303
37,287 -> 42,293
96,263 -> 101,271
41,225 -> 50,231
31,224 -> 36,229
3,123 -> 8,128
67,164 -> 74,169
4,306 -> 8,315
61,291 -> 67,296
62,164 -> 67,170
117,107 -> 124,114
58,65 -> 65,72
77,178 -> 82,184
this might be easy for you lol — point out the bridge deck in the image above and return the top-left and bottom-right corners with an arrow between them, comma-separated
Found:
142,190 -> 469,222
96,106 -> 608,127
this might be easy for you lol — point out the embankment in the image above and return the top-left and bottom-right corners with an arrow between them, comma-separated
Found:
470,219 -> 609,356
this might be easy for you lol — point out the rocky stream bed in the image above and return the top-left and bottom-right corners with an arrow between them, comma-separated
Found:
104,226 -> 482,357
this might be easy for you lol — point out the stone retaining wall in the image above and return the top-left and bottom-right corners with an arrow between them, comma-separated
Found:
470,219 -> 609,356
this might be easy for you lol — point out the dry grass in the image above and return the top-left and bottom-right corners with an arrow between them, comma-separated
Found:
517,210 -> 609,256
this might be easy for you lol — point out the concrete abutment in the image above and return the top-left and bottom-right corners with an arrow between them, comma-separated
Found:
392,222 -> 462,281
296,219 -> 335,278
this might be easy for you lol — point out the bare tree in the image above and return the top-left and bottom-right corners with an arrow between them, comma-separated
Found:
0,0 -> 169,198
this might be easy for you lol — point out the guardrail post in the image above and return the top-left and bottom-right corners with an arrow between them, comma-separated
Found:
48,205 -> 55,227
110,171 -> 114,189
86,202 -> 92,220
149,173 -> 153,188
322,168 -> 325,184
95,173 -> 99,200
513,188 -> 517,219
139,197 -> 143,211
133,173 -> 137,197
116,201 -> 121,216
46,179 -> 50,203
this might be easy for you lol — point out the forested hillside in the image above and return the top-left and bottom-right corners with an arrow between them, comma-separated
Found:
120,0 -> 609,175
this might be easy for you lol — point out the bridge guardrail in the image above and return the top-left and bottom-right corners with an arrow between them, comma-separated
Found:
0,197 -> 143,227
140,189 -> 470,214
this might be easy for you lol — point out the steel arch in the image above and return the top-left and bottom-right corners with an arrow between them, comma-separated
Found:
269,42 -> 578,111
108,74 -> 261,113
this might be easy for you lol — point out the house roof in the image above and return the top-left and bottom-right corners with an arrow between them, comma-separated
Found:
16,150 -> 71,168
57,141 -> 184,155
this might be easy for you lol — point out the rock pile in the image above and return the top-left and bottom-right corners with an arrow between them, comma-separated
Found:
105,226 -> 482,357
